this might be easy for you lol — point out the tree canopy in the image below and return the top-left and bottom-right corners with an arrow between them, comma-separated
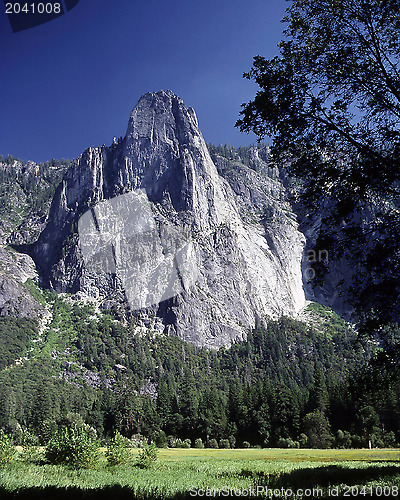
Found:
237,0 -> 400,339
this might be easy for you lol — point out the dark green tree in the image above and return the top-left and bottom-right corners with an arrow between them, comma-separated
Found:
308,366 -> 329,414
237,0 -> 400,342
272,385 -> 300,442
156,377 -> 173,427
115,382 -> 143,436
303,410 -> 334,449
355,405 -> 381,447
198,387 -> 227,443
179,370 -> 200,436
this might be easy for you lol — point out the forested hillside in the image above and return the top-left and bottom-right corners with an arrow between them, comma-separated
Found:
0,280 -> 397,450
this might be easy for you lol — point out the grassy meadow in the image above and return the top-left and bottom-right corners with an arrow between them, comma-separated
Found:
1,448 -> 400,499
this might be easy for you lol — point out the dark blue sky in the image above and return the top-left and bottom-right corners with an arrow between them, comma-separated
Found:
0,0 -> 287,163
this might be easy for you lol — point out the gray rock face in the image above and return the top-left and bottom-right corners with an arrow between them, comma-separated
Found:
0,246 -> 44,318
32,90 -> 306,348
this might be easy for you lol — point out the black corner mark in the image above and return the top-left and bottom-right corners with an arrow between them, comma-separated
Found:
4,0 -> 80,33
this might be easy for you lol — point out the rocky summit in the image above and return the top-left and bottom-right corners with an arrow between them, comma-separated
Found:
28,90 -> 306,348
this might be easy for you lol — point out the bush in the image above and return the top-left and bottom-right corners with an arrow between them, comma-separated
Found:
106,431 -> 130,466
130,434 -> 145,448
39,419 -> 58,445
383,431 -> 397,448
298,433 -> 308,448
242,441 -> 250,448
60,412 -> 97,441
60,412 -> 85,429
336,430 -> 352,449
20,428 -> 41,464
20,428 -> 39,448
171,437 -> 191,448
167,435 -> 176,448
277,437 -> 299,449
194,438 -> 204,449
45,427 -> 100,468
182,438 -> 191,449
208,438 -> 218,449
351,434 -> 363,449
219,439 -> 230,449
136,442 -> 158,469
0,429 -> 15,466
174,438 -> 183,448
7,420 -> 22,444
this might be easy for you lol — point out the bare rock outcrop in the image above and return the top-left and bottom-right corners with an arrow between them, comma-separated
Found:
31,91 -> 306,347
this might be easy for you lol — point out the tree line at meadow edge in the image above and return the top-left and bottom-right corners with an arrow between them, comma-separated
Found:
0,296 -> 399,450
237,0 -> 400,352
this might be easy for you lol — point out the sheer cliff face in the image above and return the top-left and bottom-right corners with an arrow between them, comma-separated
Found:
32,90 -> 306,348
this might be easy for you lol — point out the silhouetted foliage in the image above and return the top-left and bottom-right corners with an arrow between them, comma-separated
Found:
237,0 -> 400,347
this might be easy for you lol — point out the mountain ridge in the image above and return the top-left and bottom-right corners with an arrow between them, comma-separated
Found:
20,90 -> 307,348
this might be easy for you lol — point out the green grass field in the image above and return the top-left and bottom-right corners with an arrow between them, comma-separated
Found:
1,448 -> 400,499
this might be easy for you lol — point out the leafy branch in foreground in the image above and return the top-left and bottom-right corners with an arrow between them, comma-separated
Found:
237,0 -> 400,341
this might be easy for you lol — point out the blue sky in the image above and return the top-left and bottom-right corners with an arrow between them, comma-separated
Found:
0,0 -> 287,163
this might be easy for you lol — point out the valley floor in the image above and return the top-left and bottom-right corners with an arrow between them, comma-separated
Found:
1,448 -> 400,499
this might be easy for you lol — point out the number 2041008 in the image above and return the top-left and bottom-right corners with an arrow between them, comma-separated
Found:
5,3 -> 62,14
